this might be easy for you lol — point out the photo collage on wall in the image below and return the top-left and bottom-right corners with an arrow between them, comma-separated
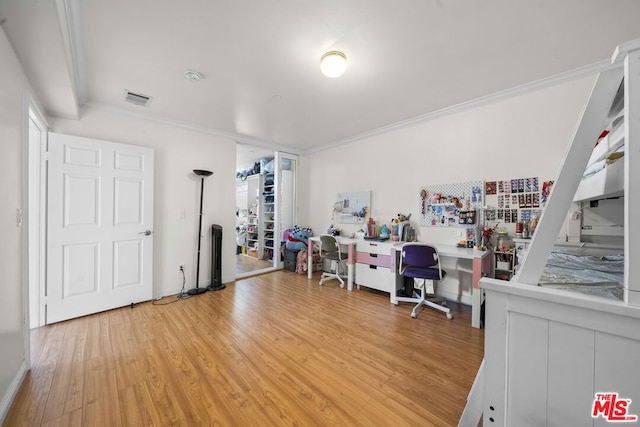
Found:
484,177 -> 554,225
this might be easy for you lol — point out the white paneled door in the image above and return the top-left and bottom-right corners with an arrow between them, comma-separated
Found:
46,133 -> 154,324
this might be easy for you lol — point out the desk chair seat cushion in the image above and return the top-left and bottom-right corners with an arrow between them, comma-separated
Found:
402,266 -> 446,281
323,250 -> 348,262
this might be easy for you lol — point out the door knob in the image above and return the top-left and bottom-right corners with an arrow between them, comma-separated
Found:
138,230 -> 153,236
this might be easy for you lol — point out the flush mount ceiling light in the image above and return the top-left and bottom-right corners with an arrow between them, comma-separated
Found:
184,70 -> 202,81
320,51 -> 347,78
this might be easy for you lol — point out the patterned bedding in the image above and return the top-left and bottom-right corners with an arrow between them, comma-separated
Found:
538,251 -> 624,300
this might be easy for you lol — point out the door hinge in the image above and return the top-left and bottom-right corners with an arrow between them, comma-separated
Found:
42,296 -> 48,306
43,151 -> 49,161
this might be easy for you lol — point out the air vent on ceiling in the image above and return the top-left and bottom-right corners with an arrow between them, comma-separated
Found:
123,90 -> 152,107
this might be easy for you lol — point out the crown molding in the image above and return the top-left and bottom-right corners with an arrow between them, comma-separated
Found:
83,101 -> 302,155
308,59 -> 619,155
54,0 -> 85,113
86,56 -> 615,158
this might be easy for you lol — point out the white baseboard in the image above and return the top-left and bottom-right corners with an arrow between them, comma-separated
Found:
437,289 -> 472,306
0,359 -> 28,425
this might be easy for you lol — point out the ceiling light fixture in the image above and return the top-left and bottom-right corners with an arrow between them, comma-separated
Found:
320,51 -> 347,78
184,70 -> 202,81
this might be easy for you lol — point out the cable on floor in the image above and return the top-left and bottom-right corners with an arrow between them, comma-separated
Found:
152,267 -> 191,305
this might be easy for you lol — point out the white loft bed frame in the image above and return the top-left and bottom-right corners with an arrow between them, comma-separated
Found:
460,39 -> 640,426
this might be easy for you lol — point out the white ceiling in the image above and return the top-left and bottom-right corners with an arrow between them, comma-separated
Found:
3,0 -> 640,160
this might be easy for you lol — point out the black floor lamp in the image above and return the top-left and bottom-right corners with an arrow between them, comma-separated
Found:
187,169 -> 213,296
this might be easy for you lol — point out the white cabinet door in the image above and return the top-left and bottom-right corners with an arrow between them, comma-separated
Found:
46,133 -> 154,323
274,152 -> 297,269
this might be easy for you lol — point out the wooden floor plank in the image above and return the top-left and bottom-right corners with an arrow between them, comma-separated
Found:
40,408 -> 83,427
4,270 -> 483,426
40,334 -> 86,423
82,357 -> 122,427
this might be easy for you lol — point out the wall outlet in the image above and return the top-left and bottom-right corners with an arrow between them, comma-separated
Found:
178,264 -> 184,273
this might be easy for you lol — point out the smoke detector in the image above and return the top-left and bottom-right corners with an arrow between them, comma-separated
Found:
184,70 -> 202,81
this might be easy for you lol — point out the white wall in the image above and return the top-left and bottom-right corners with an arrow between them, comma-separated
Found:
0,28 -> 29,422
51,108 -> 237,296
300,75 -> 596,303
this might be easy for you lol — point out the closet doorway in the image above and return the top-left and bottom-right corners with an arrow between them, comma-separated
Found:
235,144 -> 297,278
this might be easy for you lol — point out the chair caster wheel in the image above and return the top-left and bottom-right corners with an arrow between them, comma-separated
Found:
441,301 -> 447,307
411,312 -> 417,318
340,284 -> 344,289
446,313 -> 453,319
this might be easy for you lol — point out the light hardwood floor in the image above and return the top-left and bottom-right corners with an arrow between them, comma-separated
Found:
5,270 -> 484,426
235,254 -> 272,275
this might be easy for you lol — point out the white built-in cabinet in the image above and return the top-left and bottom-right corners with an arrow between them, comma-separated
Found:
238,175 -> 260,255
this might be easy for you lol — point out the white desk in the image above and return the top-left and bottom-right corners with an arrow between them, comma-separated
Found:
307,237 -> 490,328
391,244 -> 491,328
307,236 -> 357,291
425,245 -> 491,328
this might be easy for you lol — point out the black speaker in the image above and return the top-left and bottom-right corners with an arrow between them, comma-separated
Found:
208,224 -> 225,291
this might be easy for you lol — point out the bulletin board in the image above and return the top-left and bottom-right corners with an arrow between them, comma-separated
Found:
334,191 -> 370,224
418,181 -> 484,227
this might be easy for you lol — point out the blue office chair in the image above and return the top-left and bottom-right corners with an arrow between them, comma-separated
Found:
319,235 -> 348,287
396,243 -> 452,319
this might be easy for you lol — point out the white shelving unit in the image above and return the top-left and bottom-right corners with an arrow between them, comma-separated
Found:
241,174 -> 260,257
511,238 -> 531,276
493,248 -> 515,281
261,171 -> 275,260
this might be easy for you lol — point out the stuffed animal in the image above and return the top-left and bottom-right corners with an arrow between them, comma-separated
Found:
392,212 -> 412,224
285,225 -> 313,252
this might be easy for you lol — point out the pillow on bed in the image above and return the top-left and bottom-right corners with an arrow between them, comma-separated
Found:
583,159 -> 606,178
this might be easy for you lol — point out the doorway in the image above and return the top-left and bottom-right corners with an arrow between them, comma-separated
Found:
28,123 -> 156,326
235,144 -> 297,278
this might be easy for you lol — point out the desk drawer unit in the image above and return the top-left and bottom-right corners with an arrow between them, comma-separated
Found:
355,251 -> 391,267
355,241 -> 399,302
356,240 -> 392,255
355,263 -> 396,294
